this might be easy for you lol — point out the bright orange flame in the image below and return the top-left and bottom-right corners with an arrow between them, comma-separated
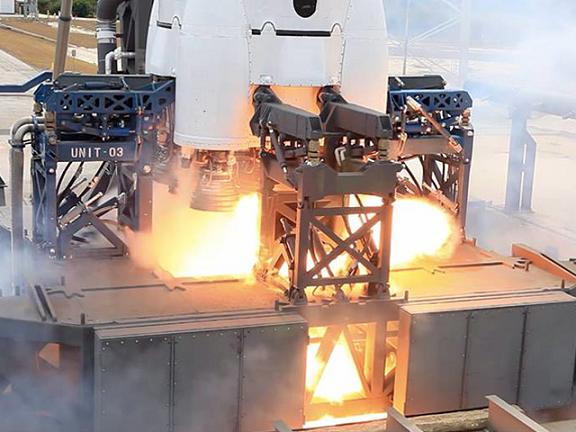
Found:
306,335 -> 365,404
390,198 -> 458,266
277,197 -> 458,289
304,327 -> 387,428
304,412 -> 388,429
135,188 -> 261,279
278,253 -> 348,280
349,196 -> 458,267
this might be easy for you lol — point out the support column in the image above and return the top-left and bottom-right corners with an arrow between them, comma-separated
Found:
505,108 -> 536,213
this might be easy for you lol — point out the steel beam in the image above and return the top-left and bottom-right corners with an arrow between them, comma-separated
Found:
273,420 -> 293,432
512,244 -> 576,283
387,407 -> 424,432
53,0 -> 74,78
505,108 -> 537,212
0,71 -> 52,93
487,396 -> 549,432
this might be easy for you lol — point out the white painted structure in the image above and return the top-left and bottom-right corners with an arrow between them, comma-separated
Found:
146,0 -> 389,151
0,0 -> 15,14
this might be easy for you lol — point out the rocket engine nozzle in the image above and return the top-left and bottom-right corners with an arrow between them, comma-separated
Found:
189,151 -> 240,213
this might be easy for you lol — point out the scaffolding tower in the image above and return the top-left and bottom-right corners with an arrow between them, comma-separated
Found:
388,0 -> 472,86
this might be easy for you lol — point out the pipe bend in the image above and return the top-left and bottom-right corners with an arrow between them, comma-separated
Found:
9,121 -> 45,294
105,47 -> 136,74
9,118 -> 31,137
12,124 -> 40,147
105,49 -> 117,75
9,118 -> 45,148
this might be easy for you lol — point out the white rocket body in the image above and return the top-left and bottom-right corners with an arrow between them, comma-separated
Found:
146,0 -> 389,150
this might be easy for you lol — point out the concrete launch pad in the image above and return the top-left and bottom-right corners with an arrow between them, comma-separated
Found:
0,241 -> 570,327
1,237 -> 576,431
0,2 -> 576,426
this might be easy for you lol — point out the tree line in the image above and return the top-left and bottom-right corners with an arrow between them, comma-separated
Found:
38,0 -> 97,18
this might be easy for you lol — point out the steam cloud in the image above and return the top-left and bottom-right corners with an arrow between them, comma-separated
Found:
386,0 -> 576,259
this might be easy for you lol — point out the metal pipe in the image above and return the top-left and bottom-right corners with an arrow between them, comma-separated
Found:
97,0 -> 125,73
53,0 -> 74,78
105,47 -> 136,74
9,119 -> 45,295
10,142 -> 25,295
10,118 -> 32,138
104,49 -> 116,75
116,50 -> 136,71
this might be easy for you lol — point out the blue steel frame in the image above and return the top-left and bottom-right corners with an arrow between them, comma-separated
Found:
388,89 -> 473,134
0,70 -> 52,93
5,70 -> 472,258
388,86 -> 474,226
31,76 -> 175,258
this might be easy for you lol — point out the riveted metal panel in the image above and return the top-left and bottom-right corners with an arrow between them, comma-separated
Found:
240,322 -> 308,432
95,313 -> 308,432
519,301 -> 576,409
395,292 -> 576,416
95,335 -> 171,432
394,310 -> 468,416
463,307 -> 524,409
174,330 -> 241,432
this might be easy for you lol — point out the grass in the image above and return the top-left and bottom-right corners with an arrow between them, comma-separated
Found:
1,17 -> 97,48
0,27 -> 96,73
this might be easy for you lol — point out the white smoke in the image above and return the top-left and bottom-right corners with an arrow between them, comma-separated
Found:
385,0 -> 576,258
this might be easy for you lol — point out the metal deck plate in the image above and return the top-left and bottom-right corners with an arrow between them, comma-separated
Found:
0,242 -> 567,327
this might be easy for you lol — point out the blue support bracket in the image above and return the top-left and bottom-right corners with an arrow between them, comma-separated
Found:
34,78 -> 175,115
0,70 -> 52,93
389,89 -> 473,116
28,74 -> 175,258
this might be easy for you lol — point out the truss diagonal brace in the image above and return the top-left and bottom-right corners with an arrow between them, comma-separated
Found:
305,212 -> 381,280
309,215 -> 380,275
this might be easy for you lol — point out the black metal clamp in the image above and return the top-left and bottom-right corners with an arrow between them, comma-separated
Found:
0,175 -> 6,207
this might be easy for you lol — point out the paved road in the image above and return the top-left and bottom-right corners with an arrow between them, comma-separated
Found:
0,49 -> 35,134
0,47 -> 35,83
0,49 -> 35,232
